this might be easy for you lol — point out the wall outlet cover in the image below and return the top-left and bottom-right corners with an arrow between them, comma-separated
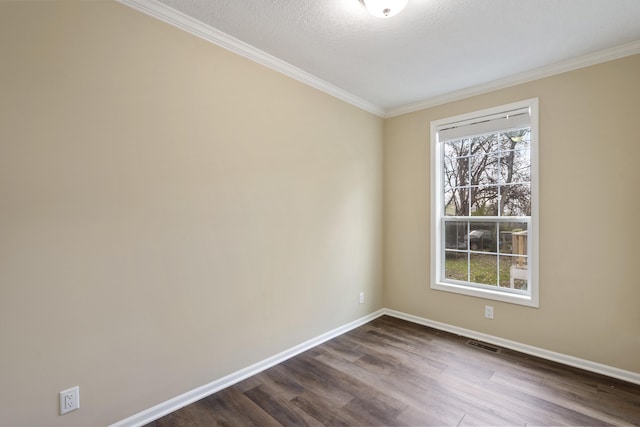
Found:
484,305 -> 494,319
60,386 -> 80,415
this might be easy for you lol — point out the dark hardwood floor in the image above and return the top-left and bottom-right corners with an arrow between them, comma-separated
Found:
146,316 -> 640,426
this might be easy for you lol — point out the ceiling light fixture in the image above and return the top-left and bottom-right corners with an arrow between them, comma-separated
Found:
362,0 -> 408,18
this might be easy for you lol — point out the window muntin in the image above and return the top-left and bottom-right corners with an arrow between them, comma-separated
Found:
431,99 -> 538,307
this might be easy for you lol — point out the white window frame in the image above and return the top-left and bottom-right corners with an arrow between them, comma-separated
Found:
430,98 -> 539,307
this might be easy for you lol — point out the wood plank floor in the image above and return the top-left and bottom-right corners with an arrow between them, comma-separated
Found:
146,316 -> 640,426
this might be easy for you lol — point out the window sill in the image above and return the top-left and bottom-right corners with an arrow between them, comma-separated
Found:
431,280 -> 539,308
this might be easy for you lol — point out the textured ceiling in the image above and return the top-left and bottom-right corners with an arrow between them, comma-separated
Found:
149,0 -> 640,114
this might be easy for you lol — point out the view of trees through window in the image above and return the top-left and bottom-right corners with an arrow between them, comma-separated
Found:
442,128 -> 531,291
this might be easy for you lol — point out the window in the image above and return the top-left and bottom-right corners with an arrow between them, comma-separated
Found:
430,99 -> 538,307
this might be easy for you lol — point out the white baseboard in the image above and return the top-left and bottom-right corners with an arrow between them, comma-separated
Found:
109,309 -> 386,427
383,308 -> 640,386
112,307 -> 640,426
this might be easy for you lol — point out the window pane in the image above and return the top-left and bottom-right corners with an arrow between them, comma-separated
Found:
444,139 -> 469,157
498,255 -> 511,288
477,154 -> 500,186
500,184 -> 531,216
444,187 -> 469,216
470,134 -> 498,156
468,223 -> 497,252
469,135 -> 492,182
470,253 -> 498,287
444,221 -> 468,249
471,186 -> 499,216
443,155 -> 469,192
469,153 -> 493,187
499,148 -> 530,184
500,130 -> 530,151
498,222 -> 528,254
445,251 -> 468,282
511,229 -> 528,258
500,255 -> 528,290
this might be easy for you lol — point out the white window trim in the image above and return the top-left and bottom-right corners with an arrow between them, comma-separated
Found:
430,98 -> 539,308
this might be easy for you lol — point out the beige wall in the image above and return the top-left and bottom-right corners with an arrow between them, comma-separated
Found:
0,2 -> 383,426
384,54 -> 640,374
2,1 -> 639,426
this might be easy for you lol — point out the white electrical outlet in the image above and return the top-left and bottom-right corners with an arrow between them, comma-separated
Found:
59,386 -> 80,415
359,292 -> 364,304
484,305 -> 494,319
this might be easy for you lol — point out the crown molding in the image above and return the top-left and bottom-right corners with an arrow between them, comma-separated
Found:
385,40 -> 640,118
116,0 -> 639,120
117,0 -> 386,117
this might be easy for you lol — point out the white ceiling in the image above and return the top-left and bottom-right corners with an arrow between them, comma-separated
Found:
124,0 -> 640,116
